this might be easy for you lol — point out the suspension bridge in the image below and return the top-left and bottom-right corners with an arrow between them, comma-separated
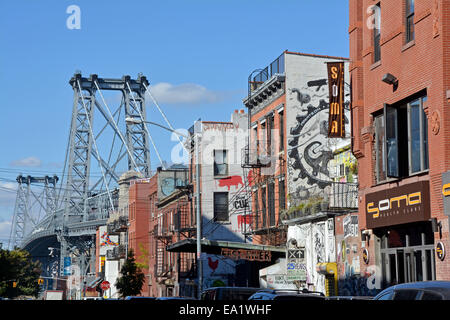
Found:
7,72 -> 180,281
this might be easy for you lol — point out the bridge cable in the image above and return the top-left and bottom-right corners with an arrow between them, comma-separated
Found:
142,82 -> 188,153
125,82 -> 166,170
94,80 -> 141,174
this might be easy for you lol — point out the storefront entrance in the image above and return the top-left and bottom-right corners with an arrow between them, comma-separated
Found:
377,222 -> 436,287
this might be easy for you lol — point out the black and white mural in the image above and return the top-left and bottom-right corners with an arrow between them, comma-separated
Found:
285,58 -> 351,205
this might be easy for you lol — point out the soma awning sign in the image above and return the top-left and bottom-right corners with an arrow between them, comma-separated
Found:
327,61 -> 345,138
365,181 -> 430,229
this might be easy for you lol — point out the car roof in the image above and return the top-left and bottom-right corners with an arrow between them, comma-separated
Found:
387,281 -> 450,291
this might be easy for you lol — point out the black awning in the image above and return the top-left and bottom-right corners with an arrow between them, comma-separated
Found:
166,238 -> 285,262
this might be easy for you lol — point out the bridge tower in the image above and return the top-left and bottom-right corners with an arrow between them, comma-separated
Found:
8,175 -> 59,249
56,72 -> 152,279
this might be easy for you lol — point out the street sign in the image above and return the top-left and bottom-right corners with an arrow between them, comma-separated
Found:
286,248 -> 306,281
100,280 -> 110,291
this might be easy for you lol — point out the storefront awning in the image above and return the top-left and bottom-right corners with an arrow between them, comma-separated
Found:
166,238 -> 286,262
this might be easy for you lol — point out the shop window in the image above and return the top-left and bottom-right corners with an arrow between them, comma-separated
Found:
405,0 -> 415,43
214,192 -> 229,222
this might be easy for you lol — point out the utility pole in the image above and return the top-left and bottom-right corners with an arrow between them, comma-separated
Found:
194,125 -> 203,299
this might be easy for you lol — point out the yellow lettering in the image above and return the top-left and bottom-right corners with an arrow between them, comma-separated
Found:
331,66 -> 338,79
331,121 -> 338,133
443,183 -> 450,196
367,202 -> 379,218
390,195 -> 408,209
330,102 -> 340,115
408,192 -> 421,205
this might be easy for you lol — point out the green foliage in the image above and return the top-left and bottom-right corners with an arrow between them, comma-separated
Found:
0,248 -> 42,299
115,249 -> 145,298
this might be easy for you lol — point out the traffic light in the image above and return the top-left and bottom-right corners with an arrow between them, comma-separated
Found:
12,281 -> 17,288
38,278 -> 44,285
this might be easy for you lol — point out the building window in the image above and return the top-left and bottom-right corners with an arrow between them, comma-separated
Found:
375,95 -> 428,182
373,3 -> 381,63
279,110 -> 284,152
405,0 -> 415,43
374,114 -> 387,183
268,182 -> 275,226
261,186 -> 267,228
214,192 -> 228,222
214,150 -> 228,176
267,114 -> 274,155
278,178 -> 286,211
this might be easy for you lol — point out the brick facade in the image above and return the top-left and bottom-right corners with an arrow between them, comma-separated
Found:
350,0 -> 450,283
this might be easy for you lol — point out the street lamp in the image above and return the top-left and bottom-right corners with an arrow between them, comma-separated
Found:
124,117 -> 189,139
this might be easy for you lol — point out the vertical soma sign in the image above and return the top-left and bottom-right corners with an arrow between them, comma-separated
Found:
327,62 -> 345,138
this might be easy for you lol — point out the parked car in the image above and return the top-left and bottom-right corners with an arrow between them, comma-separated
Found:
373,281 -> 450,300
156,296 -> 196,300
201,287 -> 261,300
124,296 -> 157,300
82,297 -> 104,300
248,289 -> 325,300
326,296 -> 373,300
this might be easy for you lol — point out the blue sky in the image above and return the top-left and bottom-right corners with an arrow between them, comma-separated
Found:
0,0 -> 349,244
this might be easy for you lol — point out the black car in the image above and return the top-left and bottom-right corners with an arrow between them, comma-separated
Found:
248,289 -> 325,300
373,281 -> 450,300
201,287 -> 261,300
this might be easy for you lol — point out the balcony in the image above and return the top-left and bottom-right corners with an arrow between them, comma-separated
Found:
280,182 -> 358,223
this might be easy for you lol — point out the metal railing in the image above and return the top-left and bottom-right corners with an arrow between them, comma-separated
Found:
250,53 -> 285,92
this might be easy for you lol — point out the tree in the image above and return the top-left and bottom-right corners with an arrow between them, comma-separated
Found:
0,248 -> 42,299
115,249 -> 145,298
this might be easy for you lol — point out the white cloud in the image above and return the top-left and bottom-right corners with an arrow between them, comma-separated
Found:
10,156 -> 42,167
147,82 -> 226,105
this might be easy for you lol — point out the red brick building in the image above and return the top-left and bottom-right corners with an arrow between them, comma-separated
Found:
148,167 -> 195,298
350,0 -> 450,287
128,177 -> 153,296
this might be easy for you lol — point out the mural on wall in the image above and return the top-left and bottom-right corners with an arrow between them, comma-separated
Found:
100,232 -> 119,247
286,73 -> 350,208
287,219 -> 335,293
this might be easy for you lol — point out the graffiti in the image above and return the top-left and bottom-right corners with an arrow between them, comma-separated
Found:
343,215 -> 358,239
207,257 -> 219,272
233,195 -> 249,211
217,175 -> 244,190
100,232 -> 118,246
338,275 -> 379,297
237,214 -> 252,229
313,223 -> 325,264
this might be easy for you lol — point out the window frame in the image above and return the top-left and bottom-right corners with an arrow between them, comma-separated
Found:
213,192 -> 229,222
213,149 -> 228,176
405,0 -> 415,43
373,3 -> 381,63
376,95 -> 429,183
